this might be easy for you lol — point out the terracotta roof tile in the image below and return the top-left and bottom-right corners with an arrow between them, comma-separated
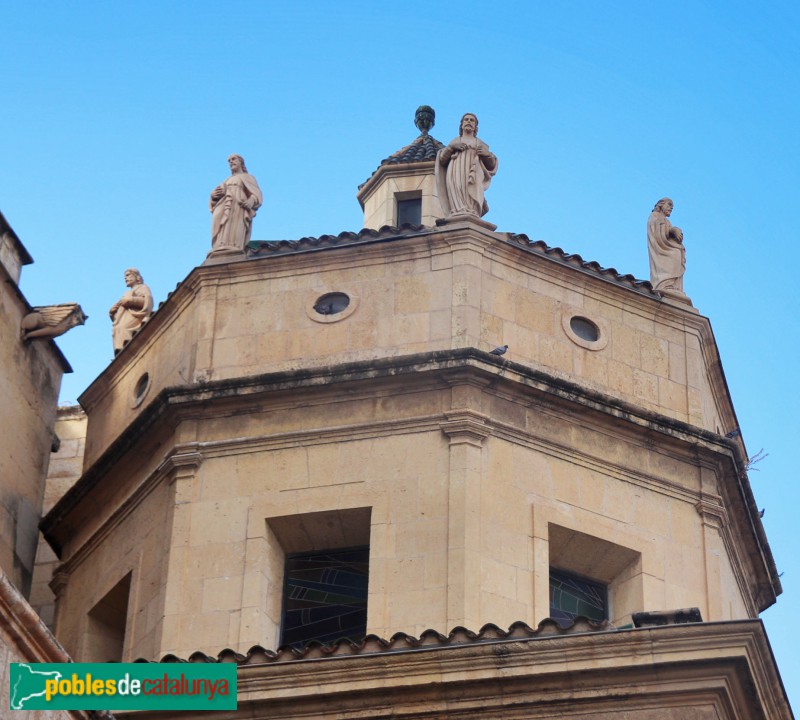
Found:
382,133 -> 444,165
506,233 -> 655,295
359,132 -> 445,189
145,619 -> 611,666
247,227 -> 654,296
247,225 -> 429,256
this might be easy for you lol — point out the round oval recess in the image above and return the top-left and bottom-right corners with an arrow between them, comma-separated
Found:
560,311 -> 608,351
314,292 -> 350,316
132,372 -> 150,407
306,288 -> 359,323
570,316 -> 600,342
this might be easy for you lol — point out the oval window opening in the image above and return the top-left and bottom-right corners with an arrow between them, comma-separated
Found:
134,372 -> 150,404
314,292 -> 350,316
569,316 -> 599,343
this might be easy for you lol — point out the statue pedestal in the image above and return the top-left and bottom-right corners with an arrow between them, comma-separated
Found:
205,247 -> 247,264
659,289 -> 699,314
436,213 -> 497,231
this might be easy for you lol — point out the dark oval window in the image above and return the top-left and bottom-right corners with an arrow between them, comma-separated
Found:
314,292 -> 350,316
134,372 -> 150,403
569,316 -> 600,342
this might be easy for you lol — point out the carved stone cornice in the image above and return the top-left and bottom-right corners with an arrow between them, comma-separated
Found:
49,445 -> 203,573
159,444 -> 205,485
440,411 -> 490,447
42,348 -> 780,611
149,621 -> 792,720
695,496 -> 729,529
48,567 -> 69,600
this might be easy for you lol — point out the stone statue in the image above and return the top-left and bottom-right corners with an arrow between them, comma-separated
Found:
21,303 -> 87,340
435,113 -> 498,219
647,198 -> 689,301
209,154 -> 262,254
109,268 -> 153,354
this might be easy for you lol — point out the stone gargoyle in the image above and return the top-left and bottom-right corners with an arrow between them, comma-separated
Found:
21,303 -> 87,340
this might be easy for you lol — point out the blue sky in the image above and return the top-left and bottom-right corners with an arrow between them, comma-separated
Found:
3,0 -> 798,708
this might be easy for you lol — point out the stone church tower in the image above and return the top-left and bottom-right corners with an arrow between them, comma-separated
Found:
37,111 -> 791,718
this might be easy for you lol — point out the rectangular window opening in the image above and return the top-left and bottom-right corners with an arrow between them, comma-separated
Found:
396,196 -> 422,226
84,572 -> 131,662
281,546 -> 369,648
547,522 -> 641,627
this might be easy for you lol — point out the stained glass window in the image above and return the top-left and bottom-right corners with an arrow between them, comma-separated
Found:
281,547 -> 369,647
549,568 -> 607,627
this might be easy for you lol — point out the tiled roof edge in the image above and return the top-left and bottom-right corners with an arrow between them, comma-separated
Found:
504,233 -> 655,295
247,225 -> 432,255
145,618 -> 611,665
358,133 -> 445,189
247,227 -> 653,295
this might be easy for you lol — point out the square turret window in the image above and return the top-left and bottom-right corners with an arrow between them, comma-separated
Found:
396,195 -> 422,226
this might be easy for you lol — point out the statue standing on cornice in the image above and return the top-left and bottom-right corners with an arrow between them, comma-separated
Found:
435,113 -> 498,219
109,268 -> 153,354
210,154 -> 262,253
647,197 -> 689,301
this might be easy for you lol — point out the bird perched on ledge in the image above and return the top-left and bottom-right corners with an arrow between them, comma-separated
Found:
489,345 -> 508,356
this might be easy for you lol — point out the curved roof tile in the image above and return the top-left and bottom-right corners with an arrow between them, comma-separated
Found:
144,618 -> 611,665
506,233 -> 655,295
247,227 -> 653,296
359,132 -> 445,189
383,133 -> 444,165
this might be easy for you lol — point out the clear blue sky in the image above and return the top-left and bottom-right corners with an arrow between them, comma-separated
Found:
3,0 -> 798,708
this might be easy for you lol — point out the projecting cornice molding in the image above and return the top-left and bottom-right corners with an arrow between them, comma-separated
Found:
159,444 -> 205,484
43,348 -> 778,613
440,410 -> 491,446
133,621 -> 792,720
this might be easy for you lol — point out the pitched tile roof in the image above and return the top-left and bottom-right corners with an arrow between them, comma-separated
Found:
359,132 -> 444,190
382,132 -> 445,165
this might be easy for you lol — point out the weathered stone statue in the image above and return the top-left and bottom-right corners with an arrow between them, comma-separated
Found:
209,154 -> 262,254
435,113 -> 498,219
109,268 -> 153,354
647,198 -> 689,302
21,303 -> 87,340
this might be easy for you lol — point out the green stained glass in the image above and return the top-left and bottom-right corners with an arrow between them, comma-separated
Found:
549,568 -> 607,627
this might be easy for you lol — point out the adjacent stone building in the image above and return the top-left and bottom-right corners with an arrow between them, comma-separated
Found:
0,212 -> 69,598
0,211 -> 96,720
20,113 -> 796,718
